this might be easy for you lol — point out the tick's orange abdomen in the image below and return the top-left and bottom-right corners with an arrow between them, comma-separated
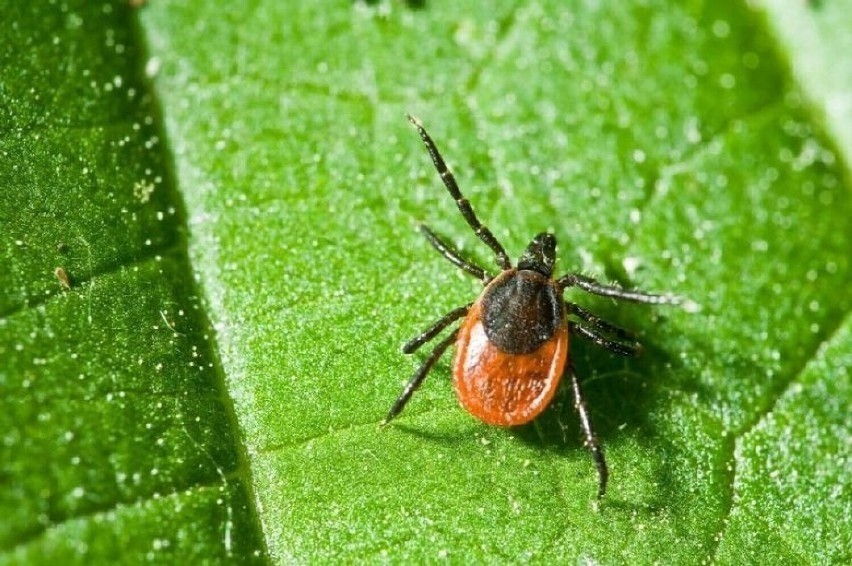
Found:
452,301 -> 569,426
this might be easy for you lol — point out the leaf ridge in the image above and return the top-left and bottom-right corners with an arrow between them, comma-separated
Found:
3,478 -> 232,554
708,308 -> 852,562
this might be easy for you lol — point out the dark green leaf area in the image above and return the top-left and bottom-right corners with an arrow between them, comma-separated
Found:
1,2 -> 145,127
1,2 -> 265,562
0,254 -> 263,561
1,1 -> 176,314
10,482 -> 264,565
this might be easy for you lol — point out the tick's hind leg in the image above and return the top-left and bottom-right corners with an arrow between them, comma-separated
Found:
570,322 -> 640,357
419,225 -> 489,282
558,272 -> 679,305
384,328 -> 460,425
567,361 -> 608,498
566,303 -> 642,356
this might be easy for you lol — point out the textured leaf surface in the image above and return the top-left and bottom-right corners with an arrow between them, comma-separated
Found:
138,0 -> 851,562
3,0 -> 849,563
1,2 -> 265,562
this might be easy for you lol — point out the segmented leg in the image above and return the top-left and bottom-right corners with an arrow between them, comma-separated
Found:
407,114 -> 511,270
570,321 -> 640,357
565,303 -> 642,356
383,328 -> 459,425
419,225 -> 489,282
566,302 -> 637,341
568,361 -> 608,498
403,304 -> 471,354
559,272 -> 679,304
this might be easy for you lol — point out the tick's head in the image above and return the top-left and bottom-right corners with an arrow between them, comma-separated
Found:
517,232 -> 556,277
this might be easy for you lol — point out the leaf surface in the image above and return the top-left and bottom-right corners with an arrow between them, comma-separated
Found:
3,0 -> 849,563
137,0 -> 851,562
1,2 -> 265,562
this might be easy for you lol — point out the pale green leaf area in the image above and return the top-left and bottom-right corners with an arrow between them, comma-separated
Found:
141,2 -> 852,564
758,0 -> 852,159
1,1 -> 264,563
3,0 -> 849,563
138,0 -> 851,563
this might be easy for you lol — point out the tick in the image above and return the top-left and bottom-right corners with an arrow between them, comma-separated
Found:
384,115 -> 679,498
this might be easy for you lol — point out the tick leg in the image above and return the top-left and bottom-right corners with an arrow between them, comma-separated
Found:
565,302 -> 642,356
407,114 -> 512,271
569,321 -> 640,357
566,303 -> 636,343
558,273 -> 679,305
419,225 -> 490,282
568,361 -> 608,498
403,303 -> 471,354
384,328 -> 460,425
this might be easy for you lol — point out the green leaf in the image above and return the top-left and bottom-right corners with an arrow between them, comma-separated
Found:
137,0 -> 851,562
4,0 -> 850,563
1,2 -> 264,562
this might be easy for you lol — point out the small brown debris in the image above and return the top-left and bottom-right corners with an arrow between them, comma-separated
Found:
55,267 -> 72,290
